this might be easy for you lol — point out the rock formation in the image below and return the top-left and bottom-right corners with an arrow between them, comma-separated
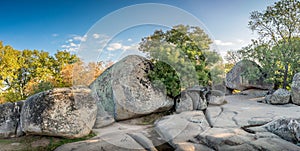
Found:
225,60 -> 273,91
292,73 -> 300,105
21,86 -> 97,138
175,86 -> 209,113
0,101 -> 23,138
265,88 -> 291,105
89,55 -> 174,124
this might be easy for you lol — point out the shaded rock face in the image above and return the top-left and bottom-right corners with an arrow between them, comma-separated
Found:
292,73 -> 300,105
0,101 -> 23,138
264,118 -> 300,144
89,55 -> 174,123
212,83 -> 232,95
207,90 -> 226,105
265,88 -> 290,105
225,60 -> 273,91
175,86 -> 208,113
21,86 -> 97,138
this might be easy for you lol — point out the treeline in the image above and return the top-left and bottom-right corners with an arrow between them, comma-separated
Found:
226,0 -> 300,90
0,41 -> 107,103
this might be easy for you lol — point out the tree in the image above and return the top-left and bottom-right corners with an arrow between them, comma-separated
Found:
139,25 -> 222,97
0,42 -> 81,102
248,0 -> 300,89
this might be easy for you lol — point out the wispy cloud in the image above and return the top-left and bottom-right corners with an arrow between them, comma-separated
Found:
107,42 -> 138,51
107,43 -> 122,51
73,35 -> 87,42
52,33 -> 59,37
127,38 -> 133,42
214,40 -> 234,46
93,33 -> 100,39
61,35 -> 87,52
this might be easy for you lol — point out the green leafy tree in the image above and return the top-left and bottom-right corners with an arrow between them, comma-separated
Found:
247,0 -> 300,89
0,42 -> 80,102
139,25 -> 222,97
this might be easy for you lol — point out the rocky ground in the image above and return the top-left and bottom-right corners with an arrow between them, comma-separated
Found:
1,94 -> 300,151
54,94 -> 300,151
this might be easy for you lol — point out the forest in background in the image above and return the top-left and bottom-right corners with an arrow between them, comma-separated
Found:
0,41 -> 109,103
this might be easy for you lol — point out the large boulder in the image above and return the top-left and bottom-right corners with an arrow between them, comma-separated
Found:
265,88 -> 290,105
21,86 -> 97,138
225,60 -> 273,91
291,73 -> 300,105
0,101 -> 23,138
89,55 -> 174,123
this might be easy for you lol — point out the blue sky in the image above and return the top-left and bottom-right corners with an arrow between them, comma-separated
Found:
0,0 -> 278,61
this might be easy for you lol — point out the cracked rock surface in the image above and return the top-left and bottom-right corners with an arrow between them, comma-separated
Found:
55,94 -> 300,151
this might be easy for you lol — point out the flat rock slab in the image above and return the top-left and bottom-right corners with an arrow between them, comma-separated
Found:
208,95 -> 300,128
55,123 -> 165,151
55,95 -> 300,150
195,128 -> 300,151
154,111 -> 210,147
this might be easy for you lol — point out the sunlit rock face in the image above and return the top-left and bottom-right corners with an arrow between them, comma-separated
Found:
90,55 -> 173,123
21,86 -> 97,139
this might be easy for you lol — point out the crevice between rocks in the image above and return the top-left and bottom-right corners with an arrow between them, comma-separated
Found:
203,109 -> 213,128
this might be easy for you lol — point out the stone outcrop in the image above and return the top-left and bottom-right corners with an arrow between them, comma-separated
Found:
225,60 -> 273,91
212,83 -> 232,95
291,73 -> 300,105
155,111 -> 210,148
264,118 -> 300,144
175,86 -> 208,113
89,55 -> 173,123
21,86 -> 97,138
265,88 -> 291,105
53,95 -> 300,150
0,101 -> 23,138
207,90 -> 226,105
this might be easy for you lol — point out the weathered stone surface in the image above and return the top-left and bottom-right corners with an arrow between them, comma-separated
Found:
154,111 -> 210,147
239,89 -> 269,97
225,60 -> 273,91
208,90 -> 226,105
175,91 -> 194,113
207,95 -> 300,128
265,88 -> 291,105
55,123 -> 161,151
54,95 -> 300,150
212,83 -> 232,95
0,101 -> 23,138
175,86 -> 208,113
175,142 -> 213,151
263,118 -> 300,144
21,86 -> 97,138
194,128 -> 300,151
92,100 -> 115,128
128,132 -> 158,151
55,133 -> 146,151
292,73 -> 300,105
89,55 -> 173,122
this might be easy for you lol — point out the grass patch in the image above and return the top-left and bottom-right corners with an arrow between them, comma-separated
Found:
0,132 -> 96,151
42,132 -> 96,151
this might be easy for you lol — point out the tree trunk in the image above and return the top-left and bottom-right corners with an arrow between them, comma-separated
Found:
282,64 -> 289,89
